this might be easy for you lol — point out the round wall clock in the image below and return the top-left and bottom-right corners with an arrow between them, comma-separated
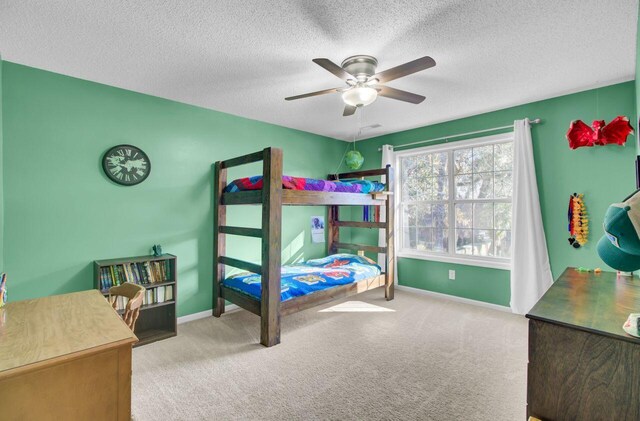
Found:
102,144 -> 151,186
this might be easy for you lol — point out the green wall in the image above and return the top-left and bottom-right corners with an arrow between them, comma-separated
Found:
0,57 -> 3,271
636,3 -> 640,154
1,62 -> 347,316
354,82 -> 637,306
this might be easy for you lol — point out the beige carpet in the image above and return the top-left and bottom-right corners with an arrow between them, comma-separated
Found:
132,289 -> 527,420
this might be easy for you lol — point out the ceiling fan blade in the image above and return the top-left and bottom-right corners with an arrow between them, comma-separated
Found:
373,56 -> 436,83
377,86 -> 425,104
343,105 -> 357,116
313,58 -> 355,82
285,87 -> 342,101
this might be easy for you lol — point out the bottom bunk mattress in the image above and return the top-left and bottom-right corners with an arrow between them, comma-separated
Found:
222,254 -> 382,302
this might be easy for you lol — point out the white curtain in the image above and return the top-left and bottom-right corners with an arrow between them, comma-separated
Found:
510,119 -> 553,314
378,145 -> 394,278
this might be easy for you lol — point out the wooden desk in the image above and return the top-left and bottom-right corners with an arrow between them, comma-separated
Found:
0,290 -> 137,420
526,268 -> 640,420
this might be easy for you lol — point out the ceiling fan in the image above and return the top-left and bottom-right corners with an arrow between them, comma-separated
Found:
285,55 -> 436,116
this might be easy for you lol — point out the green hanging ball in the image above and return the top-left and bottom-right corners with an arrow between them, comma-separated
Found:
345,150 -> 364,170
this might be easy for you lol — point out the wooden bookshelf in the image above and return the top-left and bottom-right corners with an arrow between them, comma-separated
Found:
94,254 -> 177,346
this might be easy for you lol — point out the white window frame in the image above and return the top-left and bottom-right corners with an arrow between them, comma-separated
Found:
394,132 -> 513,270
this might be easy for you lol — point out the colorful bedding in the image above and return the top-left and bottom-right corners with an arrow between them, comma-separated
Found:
222,254 -> 382,302
224,175 -> 385,194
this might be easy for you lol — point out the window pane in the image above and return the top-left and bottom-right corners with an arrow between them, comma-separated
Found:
402,155 -> 431,200
399,151 -> 448,201
403,204 -> 416,226
455,175 -> 472,199
432,152 -> 449,176
494,142 -> 513,171
424,177 -> 436,200
433,229 -> 449,253
409,154 -> 429,177
401,156 -> 415,179
415,178 -> 431,201
473,229 -> 494,256
420,153 -> 433,177
494,203 -> 512,230
417,227 -> 432,251
473,172 -> 493,199
495,230 -> 511,257
401,156 -> 417,201
403,182 -> 416,201
454,148 -> 472,175
402,155 -> 418,175
416,204 -> 432,227
455,229 -> 472,255
455,203 -> 472,228
473,203 -> 493,230
407,153 -> 431,180
432,203 -> 449,229
473,145 -> 494,173
403,227 -> 417,249
417,203 -> 449,230
494,171 -> 512,199
434,176 -> 448,200
402,203 -> 416,250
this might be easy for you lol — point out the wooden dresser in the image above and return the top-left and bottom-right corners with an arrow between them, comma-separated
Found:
526,268 -> 640,421
0,290 -> 138,420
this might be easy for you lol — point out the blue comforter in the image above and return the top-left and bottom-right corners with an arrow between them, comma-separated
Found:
223,254 -> 382,302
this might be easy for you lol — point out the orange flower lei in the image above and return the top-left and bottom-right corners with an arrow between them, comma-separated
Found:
568,193 -> 588,248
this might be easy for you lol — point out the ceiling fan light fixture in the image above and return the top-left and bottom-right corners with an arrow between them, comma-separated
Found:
342,86 -> 378,107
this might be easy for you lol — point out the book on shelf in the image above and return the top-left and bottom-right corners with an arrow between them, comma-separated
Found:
95,254 -> 177,346
108,284 -> 174,311
99,259 -> 172,291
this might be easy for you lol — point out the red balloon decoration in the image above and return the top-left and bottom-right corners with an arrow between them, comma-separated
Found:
566,116 -> 634,149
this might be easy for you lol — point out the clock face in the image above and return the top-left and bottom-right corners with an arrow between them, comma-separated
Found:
102,145 -> 150,186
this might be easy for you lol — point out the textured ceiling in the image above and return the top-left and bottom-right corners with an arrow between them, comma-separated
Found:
0,0 -> 637,141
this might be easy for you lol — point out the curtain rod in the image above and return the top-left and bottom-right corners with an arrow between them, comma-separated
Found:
377,118 -> 542,151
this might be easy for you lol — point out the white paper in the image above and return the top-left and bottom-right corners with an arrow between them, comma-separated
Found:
311,216 -> 325,243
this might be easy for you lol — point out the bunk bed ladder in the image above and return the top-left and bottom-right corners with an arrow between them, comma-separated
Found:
213,148 -> 283,347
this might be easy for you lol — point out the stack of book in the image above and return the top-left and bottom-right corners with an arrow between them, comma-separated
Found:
144,285 -> 174,306
109,285 -> 174,311
99,260 -> 171,291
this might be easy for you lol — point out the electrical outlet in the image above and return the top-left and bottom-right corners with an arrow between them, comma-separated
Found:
448,270 -> 456,280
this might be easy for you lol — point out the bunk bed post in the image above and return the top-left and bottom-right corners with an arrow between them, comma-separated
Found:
385,164 -> 395,301
213,161 -> 227,317
327,205 -> 339,254
327,173 -> 339,255
260,147 -> 283,347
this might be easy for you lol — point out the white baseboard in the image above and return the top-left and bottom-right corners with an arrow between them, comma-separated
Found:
177,304 -> 240,324
395,285 -> 512,313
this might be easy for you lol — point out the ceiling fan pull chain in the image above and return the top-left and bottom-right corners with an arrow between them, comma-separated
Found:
354,106 -> 364,149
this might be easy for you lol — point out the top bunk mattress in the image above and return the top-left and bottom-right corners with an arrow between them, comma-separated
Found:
222,254 -> 382,302
224,175 -> 385,194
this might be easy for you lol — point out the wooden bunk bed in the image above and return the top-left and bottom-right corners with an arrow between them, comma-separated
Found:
213,147 -> 394,347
